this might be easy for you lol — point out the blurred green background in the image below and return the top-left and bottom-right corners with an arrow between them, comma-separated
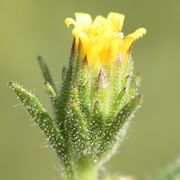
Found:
1,0 -> 180,179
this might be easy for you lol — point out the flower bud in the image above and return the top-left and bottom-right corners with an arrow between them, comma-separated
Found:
63,12 -> 146,163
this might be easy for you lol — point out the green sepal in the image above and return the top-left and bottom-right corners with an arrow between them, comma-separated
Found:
108,88 -> 126,121
97,94 -> 142,160
65,97 -> 89,158
89,101 -> 105,159
77,62 -> 91,118
123,74 -> 141,106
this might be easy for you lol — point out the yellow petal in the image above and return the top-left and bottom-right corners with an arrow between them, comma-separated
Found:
107,12 -> 125,32
121,28 -> 147,54
100,35 -> 121,65
87,16 -> 109,37
93,15 -> 107,25
65,18 -> 76,28
65,13 -> 146,66
126,28 -> 147,40
75,13 -> 92,30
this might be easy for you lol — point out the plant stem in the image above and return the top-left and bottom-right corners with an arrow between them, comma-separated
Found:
64,162 -> 98,180
76,165 -> 97,180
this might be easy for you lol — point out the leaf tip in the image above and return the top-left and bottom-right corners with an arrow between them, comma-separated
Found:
8,81 -> 15,88
37,55 -> 42,61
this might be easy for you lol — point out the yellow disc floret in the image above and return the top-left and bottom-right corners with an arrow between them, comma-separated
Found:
65,12 -> 146,66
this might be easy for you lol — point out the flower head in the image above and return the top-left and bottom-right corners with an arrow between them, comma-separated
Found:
9,12 -> 146,179
65,12 -> 146,66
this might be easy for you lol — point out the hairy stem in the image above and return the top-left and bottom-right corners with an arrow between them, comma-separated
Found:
64,163 -> 97,180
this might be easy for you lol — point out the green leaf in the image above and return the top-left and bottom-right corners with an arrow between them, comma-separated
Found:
58,56 -> 75,132
44,80 -> 56,98
37,56 -> 56,91
37,57 -> 63,127
8,81 -> 71,166
44,81 -> 62,125
97,95 -> 142,160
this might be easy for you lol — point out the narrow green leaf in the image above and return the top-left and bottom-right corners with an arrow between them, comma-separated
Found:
61,66 -> 67,82
37,56 -> 56,91
58,56 -> 82,132
8,81 -> 71,166
58,57 -> 74,132
65,100 -> 89,157
44,81 -> 56,98
97,95 -> 142,160
44,81 -> 62,124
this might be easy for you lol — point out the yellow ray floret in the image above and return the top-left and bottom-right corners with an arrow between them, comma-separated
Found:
65,12 -> 146,66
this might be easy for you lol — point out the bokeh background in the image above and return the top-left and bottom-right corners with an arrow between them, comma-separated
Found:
1,0 -> 180,179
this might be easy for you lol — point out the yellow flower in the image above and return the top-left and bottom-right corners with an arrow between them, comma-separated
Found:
65,12 -> 146,66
